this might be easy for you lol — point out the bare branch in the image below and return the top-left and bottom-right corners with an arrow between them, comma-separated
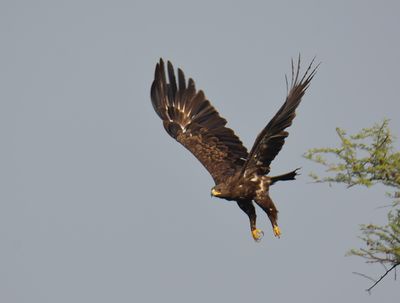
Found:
352,272 -> 376,283
366,262 -> 399,293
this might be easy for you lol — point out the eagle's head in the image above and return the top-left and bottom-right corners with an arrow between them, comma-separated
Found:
211,184 -> 229,199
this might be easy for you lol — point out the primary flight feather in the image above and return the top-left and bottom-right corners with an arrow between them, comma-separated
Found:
150,57 -> 318,241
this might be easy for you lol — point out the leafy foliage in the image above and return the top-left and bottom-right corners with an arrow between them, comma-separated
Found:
348,209 -> 400,265
304,119 -> 400,291
304,119 -> 400,188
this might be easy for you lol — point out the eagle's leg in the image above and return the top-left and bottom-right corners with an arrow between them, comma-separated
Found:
236,200 -> 264,242
254,194 -> 281,238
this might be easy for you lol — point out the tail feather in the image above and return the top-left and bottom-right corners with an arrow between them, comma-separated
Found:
270,168 -> 300,184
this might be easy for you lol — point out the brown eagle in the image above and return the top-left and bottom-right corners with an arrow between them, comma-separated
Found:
150,57 -> 317,241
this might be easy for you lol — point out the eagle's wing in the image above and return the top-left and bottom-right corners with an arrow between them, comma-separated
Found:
151,59 -> 248,184
241,57 -> 318,176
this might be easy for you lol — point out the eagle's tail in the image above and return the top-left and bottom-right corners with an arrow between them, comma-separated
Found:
270,168 -> 300,185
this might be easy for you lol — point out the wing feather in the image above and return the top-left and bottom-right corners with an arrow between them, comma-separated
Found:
241,56 -> 319,176
151,59 -> 248,183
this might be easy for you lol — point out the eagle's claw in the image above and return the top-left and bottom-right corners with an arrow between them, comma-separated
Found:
252,228 -> 264,242
273,225 -> 281,238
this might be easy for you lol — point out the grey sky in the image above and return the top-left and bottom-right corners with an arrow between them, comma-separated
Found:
1,0 -> 399,302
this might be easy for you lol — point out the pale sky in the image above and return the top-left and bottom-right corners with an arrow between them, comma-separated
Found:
1,1 -> 400,302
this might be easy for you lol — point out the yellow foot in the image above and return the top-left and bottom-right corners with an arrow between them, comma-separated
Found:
252,228 -> 264,242
273,225 -> 281,238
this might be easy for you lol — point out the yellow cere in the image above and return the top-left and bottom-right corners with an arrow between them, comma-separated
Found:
211,188 -> 221,196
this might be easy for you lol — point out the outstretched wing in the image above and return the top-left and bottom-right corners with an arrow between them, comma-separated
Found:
151,59 -> 248,184
241,56 -> 318,176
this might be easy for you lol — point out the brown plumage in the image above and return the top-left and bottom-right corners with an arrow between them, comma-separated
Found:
150,57 -> 318,241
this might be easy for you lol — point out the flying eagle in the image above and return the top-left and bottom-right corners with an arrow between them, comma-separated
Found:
150,57 -> 318,242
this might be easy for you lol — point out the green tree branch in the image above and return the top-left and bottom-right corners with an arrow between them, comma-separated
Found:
304,119 -> 400,291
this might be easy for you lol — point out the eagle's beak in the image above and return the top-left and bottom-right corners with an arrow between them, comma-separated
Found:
211,188 -> 221,197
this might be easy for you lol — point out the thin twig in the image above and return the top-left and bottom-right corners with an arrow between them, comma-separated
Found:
366,262 -> 400,293
352,272 -> 376,282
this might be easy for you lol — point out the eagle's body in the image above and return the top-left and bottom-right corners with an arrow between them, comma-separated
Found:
150,57 -> 317,241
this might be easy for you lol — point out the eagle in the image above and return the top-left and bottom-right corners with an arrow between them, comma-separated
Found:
150,57 -> 318,242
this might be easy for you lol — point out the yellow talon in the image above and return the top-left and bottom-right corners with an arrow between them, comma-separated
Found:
252,228 -> 264,242
273,225 -> 281,238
